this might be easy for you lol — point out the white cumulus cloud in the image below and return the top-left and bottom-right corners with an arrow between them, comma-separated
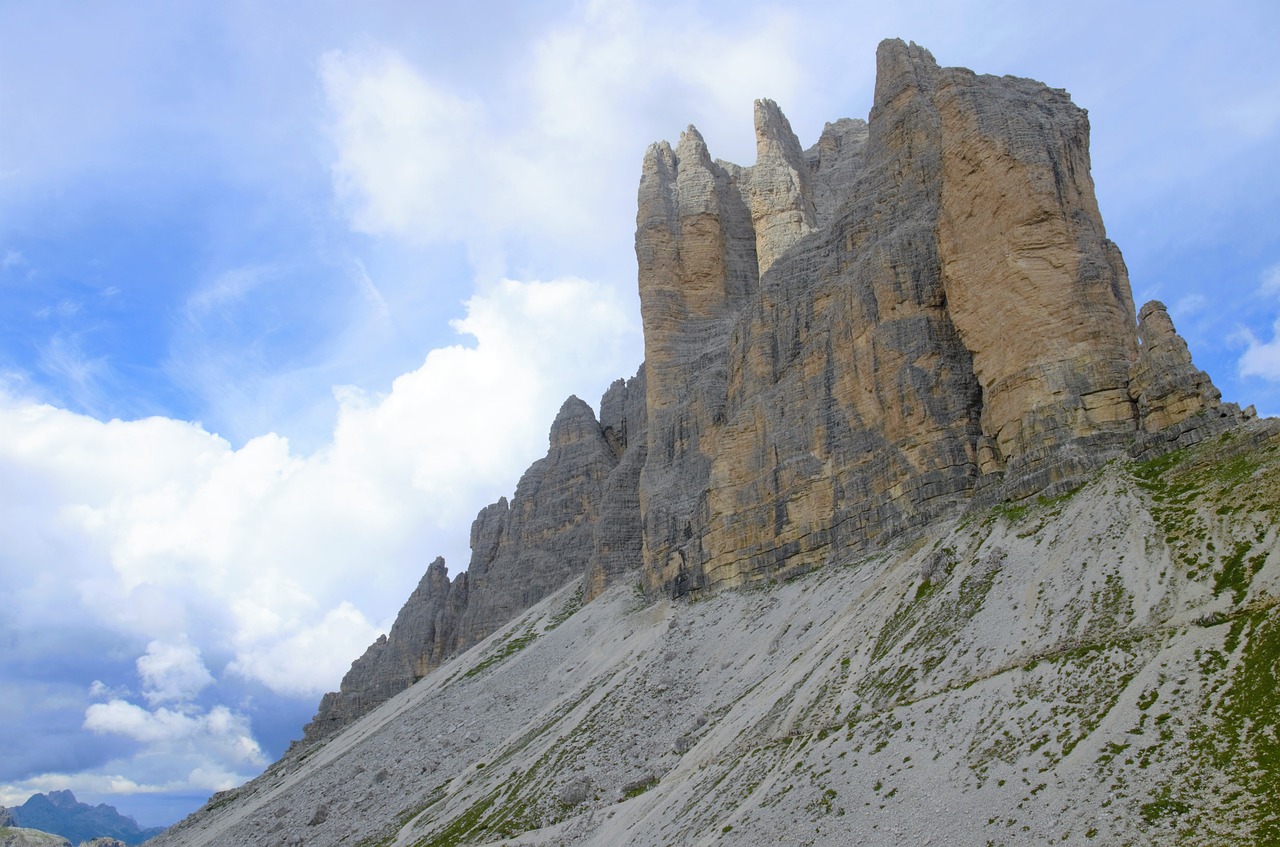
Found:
136,639 -> 215,707
0,274 -> 639,704
1237,317 -> 1280,383
319,1 -> 805,269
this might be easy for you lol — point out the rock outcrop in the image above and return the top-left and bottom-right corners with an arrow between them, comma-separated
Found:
304,383 -> 649,742
7,792 -> 161,846
301,556 -> 464,740
0,828 -> 70,847
453,396 -> 620,645
632,39 -> 1244,595
585,367 -> 648,600
302,38 -> 1250,746
1128,299 -> 1247,455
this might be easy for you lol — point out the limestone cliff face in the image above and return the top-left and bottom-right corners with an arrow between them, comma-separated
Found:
455,396 -> 619,648
634,39 -> 1243,594
585,366 -> 648,601
304,391 -> 643,742
1128,299 -> 1247,454
301,557 -> 464,742
929,48 -> 1140,495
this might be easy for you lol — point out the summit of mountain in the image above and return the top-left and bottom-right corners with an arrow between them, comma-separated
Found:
149,38 -> 1276,847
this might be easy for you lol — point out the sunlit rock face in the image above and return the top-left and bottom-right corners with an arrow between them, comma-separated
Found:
634,39 -> 1240,595
303,37 -> 1246,745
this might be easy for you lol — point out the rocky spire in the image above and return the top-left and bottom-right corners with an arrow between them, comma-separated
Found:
1129,299 -> 1245,454
745,98 -> 817,274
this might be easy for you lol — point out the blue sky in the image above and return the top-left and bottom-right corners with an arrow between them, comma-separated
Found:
1,0 -> 1278,829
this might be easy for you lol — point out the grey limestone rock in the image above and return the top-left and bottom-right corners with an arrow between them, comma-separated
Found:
454,395 -> 619,650
0,830 -> 70,847
301,556 -> 464,743
304,394 -> 627,742
586,366 -> 649,600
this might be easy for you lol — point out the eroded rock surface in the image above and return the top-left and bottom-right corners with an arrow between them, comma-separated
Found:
1129,299 -> 1244,455
632,39 -> 1246,595
301,557 -> 464,742
302,37 -> 1253,748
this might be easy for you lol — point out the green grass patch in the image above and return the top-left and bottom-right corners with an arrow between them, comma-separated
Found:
462,630 -> 538,679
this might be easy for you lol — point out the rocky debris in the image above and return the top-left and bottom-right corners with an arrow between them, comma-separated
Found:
79,840 -> 126,847
0,809 -> 12,828
556,778 -> 592,807
144,420 -> 1280,847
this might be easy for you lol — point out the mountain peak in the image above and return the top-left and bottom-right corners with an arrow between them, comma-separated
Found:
153,40 -> 1275,847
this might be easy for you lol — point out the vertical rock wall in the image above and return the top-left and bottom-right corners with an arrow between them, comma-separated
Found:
301,557 -> 465,741
303,39 -> 1249,744
633,38 -> 1241,595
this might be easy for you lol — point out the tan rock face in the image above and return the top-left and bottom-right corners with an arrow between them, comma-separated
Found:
932,55 -> 1139,495
305,40 -> 1251,737
633,39 -> 1241,595
743,98 -> 817,274
1128,299 -> 1243,455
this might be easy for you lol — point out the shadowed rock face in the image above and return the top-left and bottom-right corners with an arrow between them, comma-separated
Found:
301,557 -> 465,741
303,38 -> 1246,743
455,395 -> 620,647
304,385 -> 649,742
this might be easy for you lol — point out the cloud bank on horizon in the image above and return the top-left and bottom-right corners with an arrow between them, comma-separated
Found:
1,0 -> 1278,828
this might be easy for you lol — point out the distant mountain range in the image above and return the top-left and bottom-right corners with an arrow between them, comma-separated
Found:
6,791 -> 165,845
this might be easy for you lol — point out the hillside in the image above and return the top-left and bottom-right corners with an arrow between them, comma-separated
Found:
147,37 -> 1278,846
150,421 -> 1279,845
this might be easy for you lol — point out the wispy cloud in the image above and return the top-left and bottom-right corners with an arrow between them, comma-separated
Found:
319,1 -> 806,275
1260,262 -> 1280,298
1237,318 -> 1280,383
